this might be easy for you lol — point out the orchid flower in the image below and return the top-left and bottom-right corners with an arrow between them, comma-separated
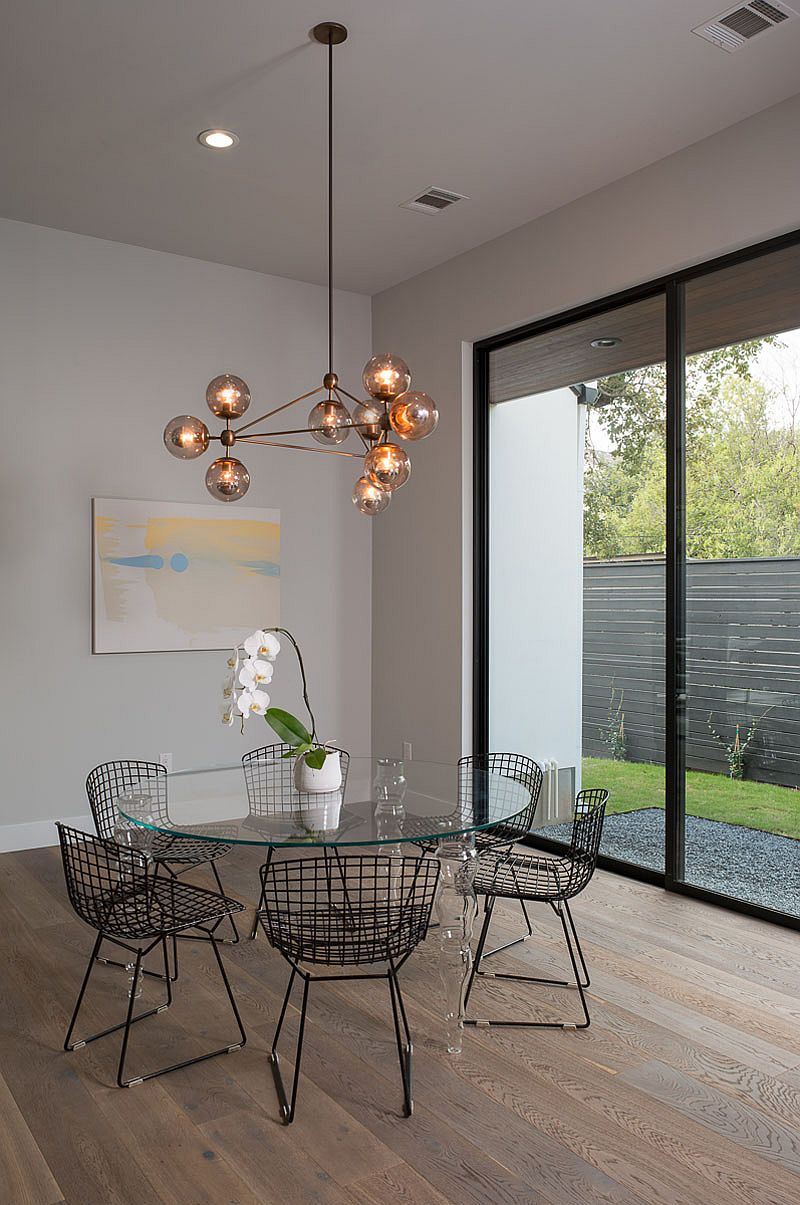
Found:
220,627 -> 328,768
237,689 -> 270,717
243,630 -> 281,661
238,658 -> 274,690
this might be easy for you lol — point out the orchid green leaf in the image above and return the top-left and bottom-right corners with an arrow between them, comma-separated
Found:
265,707 -> 312,747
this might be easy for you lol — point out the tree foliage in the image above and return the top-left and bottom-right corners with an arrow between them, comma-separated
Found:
583,339 -> 800,560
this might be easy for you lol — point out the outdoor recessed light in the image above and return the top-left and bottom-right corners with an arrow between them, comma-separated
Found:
197,129 -> 239,150
590,337 -> 622,349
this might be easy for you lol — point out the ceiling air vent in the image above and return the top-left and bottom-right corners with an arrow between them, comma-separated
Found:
692,1 -> 796,51
400,187 -> 467,214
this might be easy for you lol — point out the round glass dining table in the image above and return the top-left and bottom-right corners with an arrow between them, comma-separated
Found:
117,756 -> 531,1052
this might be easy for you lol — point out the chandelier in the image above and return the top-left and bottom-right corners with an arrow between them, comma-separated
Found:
162,22 -> 438,516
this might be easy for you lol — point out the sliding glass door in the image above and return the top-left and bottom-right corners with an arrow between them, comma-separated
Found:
475,230 -> 800,926
682,245 -> 800,918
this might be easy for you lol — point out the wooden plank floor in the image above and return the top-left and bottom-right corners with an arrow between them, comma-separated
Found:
1,843 -> 798,1204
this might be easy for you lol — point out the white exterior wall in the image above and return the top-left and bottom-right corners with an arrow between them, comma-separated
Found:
489,390 -> 585,813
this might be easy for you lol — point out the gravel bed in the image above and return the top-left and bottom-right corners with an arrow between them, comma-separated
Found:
534,808 -> 800,916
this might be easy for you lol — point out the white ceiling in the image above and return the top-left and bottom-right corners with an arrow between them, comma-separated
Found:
3,1 -> 800,295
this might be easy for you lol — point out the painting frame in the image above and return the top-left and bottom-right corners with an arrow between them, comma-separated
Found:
91,497 -> 280,654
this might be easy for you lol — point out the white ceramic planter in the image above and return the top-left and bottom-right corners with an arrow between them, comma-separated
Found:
293,749 -> 342,794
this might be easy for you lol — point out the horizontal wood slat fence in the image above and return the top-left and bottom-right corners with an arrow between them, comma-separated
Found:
583,556 -> 800,787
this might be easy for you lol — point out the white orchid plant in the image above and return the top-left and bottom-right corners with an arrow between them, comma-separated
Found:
222,627 -> 332,769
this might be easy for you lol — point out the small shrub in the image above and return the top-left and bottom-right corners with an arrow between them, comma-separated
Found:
602,684 -> 627,762
707,709 -> 773,780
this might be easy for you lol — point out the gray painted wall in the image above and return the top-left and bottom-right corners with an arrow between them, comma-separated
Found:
371,92 -> 800,764
0,218 -> 372,847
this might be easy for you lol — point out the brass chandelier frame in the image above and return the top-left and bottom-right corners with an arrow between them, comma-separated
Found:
162,21 -> 439,513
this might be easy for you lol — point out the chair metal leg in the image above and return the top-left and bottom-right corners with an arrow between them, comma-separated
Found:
388,963 -> 413,1116
250,848 -> 272,940
561,899 -> 589,988
481,895 -> 534,960
65,935 -> 172,1053
207,928 -> 248,1049
464,895 -> 495,1008
210,860 -> 240,945
66,928 -> 246,1086
116,948 -> 146,1085
465,897 -> 592,1030
269,967 -> 309,1125
116,926 -> 247,1087
556,903 -> 591,1028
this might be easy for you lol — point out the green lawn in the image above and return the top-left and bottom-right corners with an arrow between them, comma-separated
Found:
582,756 -> 800,840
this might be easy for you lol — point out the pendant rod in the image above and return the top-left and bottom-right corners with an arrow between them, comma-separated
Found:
327,29 -> 334,378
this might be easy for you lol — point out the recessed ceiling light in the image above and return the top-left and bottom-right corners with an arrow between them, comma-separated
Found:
590,336 -> 622,349
197,129 -> 239,150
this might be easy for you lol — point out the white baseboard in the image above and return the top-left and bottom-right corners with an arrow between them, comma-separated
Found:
0,813 -> 92,854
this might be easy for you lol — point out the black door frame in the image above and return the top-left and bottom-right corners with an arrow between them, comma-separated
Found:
473,226 -> 800,930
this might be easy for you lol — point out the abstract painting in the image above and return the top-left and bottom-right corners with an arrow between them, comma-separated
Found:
92,498 -> 280,653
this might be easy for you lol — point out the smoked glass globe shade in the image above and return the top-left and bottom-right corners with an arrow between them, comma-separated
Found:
362,353 -> 411,401
351,400 -> 384,442
206,374 -> 251,418
364,442 -> 411,492
308,399 -> 351,445
205,456 -> 250,501
352,475 -> 391,515
389,391 -> 439,441
163,415 -> 210,459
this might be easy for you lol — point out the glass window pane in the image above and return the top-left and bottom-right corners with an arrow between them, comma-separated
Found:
488,295 -> 666,871
684,243 -> 800,918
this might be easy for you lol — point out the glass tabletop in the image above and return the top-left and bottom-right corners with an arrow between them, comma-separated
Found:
116,756 -> 531,848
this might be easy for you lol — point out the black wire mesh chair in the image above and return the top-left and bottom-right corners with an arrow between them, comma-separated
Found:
57,824 -> 246,1087
412,754 -> 543,940
86,761 -> 240,960
464,788 -> 608,1030
242,743 -> 350,940
258,853 -> 438,1124
414,754 -> 543,855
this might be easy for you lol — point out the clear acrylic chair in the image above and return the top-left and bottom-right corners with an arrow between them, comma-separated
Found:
465,788 -> 608,1030
242,743 -> 350,940
86,761 -> 240,959
257,853 -> 438,1123
58,824 -> 246,1087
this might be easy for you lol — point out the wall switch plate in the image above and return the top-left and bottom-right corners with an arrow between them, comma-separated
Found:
159,752 -> 174,772
402,741 -> 413,762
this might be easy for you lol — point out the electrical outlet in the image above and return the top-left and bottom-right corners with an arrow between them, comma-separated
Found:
159,751 -> 174,772
402,741 -> 413,762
